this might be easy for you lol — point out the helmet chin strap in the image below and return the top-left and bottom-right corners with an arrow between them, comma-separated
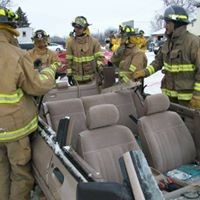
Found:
166,21 -> 186,37
174,22 -> 186,29
75,32 -> 86,37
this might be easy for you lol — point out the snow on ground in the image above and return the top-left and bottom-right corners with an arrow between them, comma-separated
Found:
144,51 -> 164,94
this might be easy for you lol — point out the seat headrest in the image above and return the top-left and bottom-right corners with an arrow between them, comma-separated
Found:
144,94 -> 170,115
87,104 -> 119,129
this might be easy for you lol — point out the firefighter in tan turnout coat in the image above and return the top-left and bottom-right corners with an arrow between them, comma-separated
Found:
28,29 -> 60,71
0,7 -> 59,200
66,16 -> 104,85
134,5 -> 200,108
111,25 -> 147,92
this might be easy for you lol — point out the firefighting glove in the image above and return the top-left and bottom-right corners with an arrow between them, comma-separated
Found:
133,69 -> 146,80
107,61 -> 113,67
188,95 -> 200,109
33,59 -> 42,69
114,44 -> 125,57
120,37 -> 128,45
67,75 -> 75,86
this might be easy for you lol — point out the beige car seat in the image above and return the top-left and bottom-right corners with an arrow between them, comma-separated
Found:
43,98 -> 87,148
137,94 -> 196,173
77,104 -> 140,183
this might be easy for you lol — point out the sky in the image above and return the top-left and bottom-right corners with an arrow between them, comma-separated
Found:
12,0 -> 164,37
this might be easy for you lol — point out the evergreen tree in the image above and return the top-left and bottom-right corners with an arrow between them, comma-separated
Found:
16,7 -> 30,27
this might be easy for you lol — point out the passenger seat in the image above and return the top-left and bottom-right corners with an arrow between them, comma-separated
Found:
137,94 -> 196,173
77,104 -> 140,183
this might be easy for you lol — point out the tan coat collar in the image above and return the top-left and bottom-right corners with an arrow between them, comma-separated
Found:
75,34 -> 89,44
0,29 -> 19,47
172,26 -> 187,39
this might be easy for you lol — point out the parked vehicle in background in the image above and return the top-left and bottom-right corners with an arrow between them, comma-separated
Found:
48,43 -> 65,52
153,41 -> 160,55
147,42 -> 155,52
56,50 -> 67,73
153,40 -> 165,55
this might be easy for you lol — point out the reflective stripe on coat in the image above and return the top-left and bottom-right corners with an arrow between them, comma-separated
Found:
0,29 -> 56,142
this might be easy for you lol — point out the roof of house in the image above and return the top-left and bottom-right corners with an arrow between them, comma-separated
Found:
151,28 -> 165,36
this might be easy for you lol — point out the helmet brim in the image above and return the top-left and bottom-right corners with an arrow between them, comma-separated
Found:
163,16 -> 190,24
72,22 -> 91,28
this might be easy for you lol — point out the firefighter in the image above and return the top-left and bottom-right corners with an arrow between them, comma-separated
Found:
133,5 -> 200,108
138,30 -> 147,51
105,30 -> 121,53
66,16 -> 104,86
0,7 -> 59,199
28,29 -> 60,71
111,25 -> 147,92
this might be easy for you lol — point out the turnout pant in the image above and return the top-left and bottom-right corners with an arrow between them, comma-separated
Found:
0,136 -> 34,200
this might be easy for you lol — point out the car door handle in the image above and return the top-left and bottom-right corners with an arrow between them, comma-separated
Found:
53,167 -> 64,184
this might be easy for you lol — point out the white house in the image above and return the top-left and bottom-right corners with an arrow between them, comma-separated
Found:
187,3 -> 200,36
151,28 -> 165,42
17,27 -> 34,44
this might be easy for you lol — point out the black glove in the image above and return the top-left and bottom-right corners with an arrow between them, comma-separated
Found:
33,59 -> 42,69
55,72 -> 66,79
107,61 -> 113,67
68,75 -> 75,86
114,44 -> 126,57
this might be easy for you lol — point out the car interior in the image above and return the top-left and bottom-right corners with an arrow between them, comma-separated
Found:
32,79 -> 200,200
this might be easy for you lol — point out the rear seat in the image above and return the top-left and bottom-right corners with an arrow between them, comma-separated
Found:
43,90 -> 143,149
43,80 -> 99,102
43,98 -> 87,148
81,91 -> 140,134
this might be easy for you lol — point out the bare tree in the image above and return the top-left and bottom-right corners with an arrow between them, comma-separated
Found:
163,0 -> 197,13
150,13 -> 164,32
0,0 -> 12,7
151,0 -> 199,32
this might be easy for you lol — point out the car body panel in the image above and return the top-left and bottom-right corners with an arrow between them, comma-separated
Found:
32,121 -> 89,200
48,43 -> 65,52
47,154 -> 77,200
